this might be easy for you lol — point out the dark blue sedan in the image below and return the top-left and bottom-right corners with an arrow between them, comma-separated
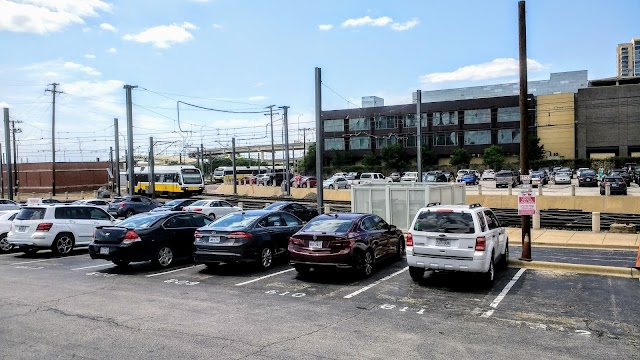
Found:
460,172 -> 479,185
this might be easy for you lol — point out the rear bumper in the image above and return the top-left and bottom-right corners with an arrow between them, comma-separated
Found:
88,243 -> 150,262
8,232 -> 56,248
288,248 -> 354,268
193,246 -> 256,263
578,180 -> 598,187
406,249 -> 490,273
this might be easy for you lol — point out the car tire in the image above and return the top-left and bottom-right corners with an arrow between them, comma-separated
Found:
328,185 -> 334,190
257,245 -> 274,270
394,237 -> 405,261
600,190 -> 605,196
125,210 -> 135,218
483,254 -> 496,286
0,233 -> 14,253
623,190 -> 628,195
303,183 -> 307,188
152,246 -> 174,268
52,233 -> 74,256
112,259 -> 130,267
294,264 -> 310,275
498,241 -> 509,270
355,250 -> 374,278
409,266 -> 424,282
345,184 -> 351,189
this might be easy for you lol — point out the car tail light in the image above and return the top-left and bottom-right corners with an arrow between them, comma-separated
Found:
182,208 -> 187,211
289,237 -> 303,245
119,202 -> 126,208
194,230 -> 202,238
36,223 -> 53,232
122,230 -> 141,244
475,236 -> 486,251
406,233 -> 413,247
194,208 -> 202,212
228,232 -> 253,239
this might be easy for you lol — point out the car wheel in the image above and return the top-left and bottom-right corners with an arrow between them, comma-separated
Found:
125,210 -> 134,218
0,233 -> 14,252
483,254 -> 495,286
112,259 -> 130,267
345,184 -> 351,189
623,190 -> 628,195
394,237 -> 405,261
328,185 -> 334,190
600,190 -> 605,196
294,264 -> 310,275
409,266 -> 424,282
153,246 -> 174,268
258,245 -> 274,270
355,250 -> 374,278
498,241 -> 509,270
303,183 -> 307,188
52,234 -> 74,255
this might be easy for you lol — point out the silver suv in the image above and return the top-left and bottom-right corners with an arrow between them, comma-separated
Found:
406,203 -> 509,285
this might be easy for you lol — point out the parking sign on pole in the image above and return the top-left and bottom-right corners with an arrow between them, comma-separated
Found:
518,191 -> 536,216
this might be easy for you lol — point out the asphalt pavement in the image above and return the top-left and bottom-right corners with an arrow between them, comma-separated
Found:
0,249 -> 639,359
510,244 -> 638,267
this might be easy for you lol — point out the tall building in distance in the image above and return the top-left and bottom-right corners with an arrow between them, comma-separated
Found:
617,38 -> 640,77
362,96 -> 384,108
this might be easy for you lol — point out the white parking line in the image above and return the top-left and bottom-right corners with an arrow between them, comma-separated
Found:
343,266 -> 409,299
481,268 -> 526,318
10,258 -> 63,265
235,268 -> 295,286
71,263 -> 112,271
145,264 -> 203,277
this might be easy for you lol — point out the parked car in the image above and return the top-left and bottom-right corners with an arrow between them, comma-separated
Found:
351,173 -> 392,185
442,172 -> 454,182
331,172 -> 348,178
460,172 -> 479,185
296,176 -> 317,188
456,169 -> 471,182
423,172 -> 448,183
624,163 -> 637,173
406,203 -> 509,285
608,169 -> 632,187
264,201 -> 319,222
481,169 -> 496,181
288,213 -> 404,277
150,198 -> 198,212
8,205 -> 116,255
558,167 -> 573,179
89,212 -> 213,268
259,172 -> 294,186
600,176 -> 627,195
576,168 -> 590,179
323,177 -> 350,189
531,171 -> 548,187
401,172 -> 419,182
635,168 -> 640,186
193,210 -> 303,269
0,199 -> 21,211
182,199 -> 242,219
108,195 -> 161,218
345,172 -> 362,181
554,172 -> 572,185
41,199 -> 62,204
495,170 -> 518,188
577,169 -> 598,187
0,210 -> 20,252
71,199 -> 110,211
389,173 -> 402,182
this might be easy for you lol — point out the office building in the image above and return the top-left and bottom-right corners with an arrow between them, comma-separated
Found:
617,38 -> 640,77
362,96 -> 384,108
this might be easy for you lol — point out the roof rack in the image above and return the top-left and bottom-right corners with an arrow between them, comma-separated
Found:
469,203 -> 482,209
426,202 -> 441,207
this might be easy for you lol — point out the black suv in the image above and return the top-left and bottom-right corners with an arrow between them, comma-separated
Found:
260,172 -> 293,186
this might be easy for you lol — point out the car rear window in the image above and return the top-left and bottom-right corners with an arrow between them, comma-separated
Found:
210,213 -> 261,228
191,200 -> 209,206
16,208 -> 46,220
413,211 -> 475,234
496,172 -> 512,177
264,203 -> 285,210
582,170 -> 596,176
118,214 -> 166,228
301,218 -> 354,233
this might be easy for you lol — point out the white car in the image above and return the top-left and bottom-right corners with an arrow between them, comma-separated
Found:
401,172 -> 419,182
331,172 -> 348,178
182,199 -> 242,219
456,169 -> 471,182
0,210 -> 20,252
0,199 -> 21,211
351,173 -> 393,185
406,204 -> 509,285
554,172 -> 572,185
71,199 -> 110,211
323,177 -> 350,189
8,205 -> 116,255
481,170 -> 496,180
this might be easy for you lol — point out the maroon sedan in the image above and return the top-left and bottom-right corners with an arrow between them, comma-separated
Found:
288,213 -> 405,277
296,176 -> 317,188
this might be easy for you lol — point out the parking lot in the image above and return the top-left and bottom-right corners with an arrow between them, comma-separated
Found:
1,247 -> 638,359
470,179 -> 640,196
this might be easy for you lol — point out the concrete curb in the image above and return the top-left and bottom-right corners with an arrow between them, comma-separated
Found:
508,259 -> 640,279
516,242 -> 638,251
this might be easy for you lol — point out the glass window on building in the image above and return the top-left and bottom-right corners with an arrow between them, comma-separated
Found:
434,131 -> 458,146
497,107 -> 519,122
403,114 -> 428,128
375,116 -> 398,129
464,130 -> 491,145
463,109 -> 491,124
433,111 -> 458,126
348,117 -> 370,131
498,128 -> 521,144
350,137 -> 370,150
324,119 -> 344,132
405,135 -> 417,147
324,138 -> 345,150
376,136 -> 397,148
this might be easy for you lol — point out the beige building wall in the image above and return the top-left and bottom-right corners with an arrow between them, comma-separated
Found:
536,93 -> 575,159
617,42 -> 634,77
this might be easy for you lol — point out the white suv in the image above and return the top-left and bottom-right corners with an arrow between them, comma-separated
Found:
8,205 -> 116,255
406,203 -> 508,285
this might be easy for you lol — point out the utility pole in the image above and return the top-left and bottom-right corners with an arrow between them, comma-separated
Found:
45,83 -> 63,196
3,108 -> 13,200
0,145 -> 4,199
231,137 -> 237,195
267,105 -> 276,174
518,0 -> 532,261
114,118 -> 121,196
280,106 -> 291,196
416,90 -> 422,182
149,137 -> 155,199
10,119 -> 21,196
315,67 -> 324,214
124,85 -> 138,195
109,146 -> 114,192
200,143 -> 204,177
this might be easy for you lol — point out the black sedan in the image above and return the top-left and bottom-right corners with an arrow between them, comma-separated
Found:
193,210 -> 303,270
89,212 -> 213,268
600,176 -> 627,195
263,201 -> 319,222
609,170 -> 632,187
150,198 -> 198,212
578,169 -> 598,187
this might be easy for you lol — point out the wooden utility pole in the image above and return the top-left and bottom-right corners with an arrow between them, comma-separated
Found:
518,0 -> 532,261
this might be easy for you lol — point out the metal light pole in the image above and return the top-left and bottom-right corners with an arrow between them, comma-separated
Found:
416,90 -> 423,182
114,118 -> 121,196
149,137 -> 155,199
281,106 -> 291,196
231,137 -> 237,195
3,108 -> 13,200
518,0 -> 532,261
124,85 -> 137,195
267,105 -> 276,174
315,67 -> 324,214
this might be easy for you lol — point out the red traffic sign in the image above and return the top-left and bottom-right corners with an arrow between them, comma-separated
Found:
518,192 -> 536,215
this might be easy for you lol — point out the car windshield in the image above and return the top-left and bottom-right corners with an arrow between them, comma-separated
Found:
191,200 -> 209,206
582,170 -> 596,176
118,213 -> 166,228
264,203 -> 286,210
324,178 -> 335,183
301,218 -> 354,233
181,170 -> 202,184
16,208 -> 46,220
413,211 -> 475,234
208,213 -> 261,229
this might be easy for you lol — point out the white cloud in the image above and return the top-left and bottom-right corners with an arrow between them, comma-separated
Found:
0,101 -> 11,108
84,53 -> 96,59
341,16 -> 392,28
248,96 -> 267,102
0,0 -> 111,34
318,24 -> 333,31
253,82 -> 265,88
181,21 -> 198,30
99,22 -> 117,32
63,61 -> 101,76
419,58 -> 545,85
123,23 -> 195,48
390,18 -> 418,31
212,23 -> 223,29
106,47 -> 117,54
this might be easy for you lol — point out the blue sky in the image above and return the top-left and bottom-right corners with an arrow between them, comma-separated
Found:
0,0 -> 638,162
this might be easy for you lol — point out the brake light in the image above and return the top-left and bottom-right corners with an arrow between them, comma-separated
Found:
289,237 -> 304,245
182,208 -> 187,211
475,236 -> 486,251
36,223 -> 53,232
406,233 -> 413,247
194,230 -> 202,238
122,230 -> 141,244
194,208 -> 202,212
120,202 -> 126,208
228,232 -> 253,239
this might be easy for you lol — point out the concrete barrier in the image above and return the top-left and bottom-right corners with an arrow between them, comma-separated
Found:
592,212 -> 600,233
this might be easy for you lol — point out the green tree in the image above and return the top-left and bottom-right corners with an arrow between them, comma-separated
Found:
483,145 -> 505,169
421,146 -> 439,167
528,135 -> 545,161
330,150 -> 353,167
300,144 -> 316,174
450,148 -> 472,167
381,144 -> 408,171
361,153 -> 379,168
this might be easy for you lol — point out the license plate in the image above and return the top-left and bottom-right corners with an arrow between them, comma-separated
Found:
308,240 -> 323,249
611,184 -> 618,187
435,239 -> 451,247
18,226 -> 26,232
99,247 -> 109,255
586,179 -> 591,182
208,236 -> 221,243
